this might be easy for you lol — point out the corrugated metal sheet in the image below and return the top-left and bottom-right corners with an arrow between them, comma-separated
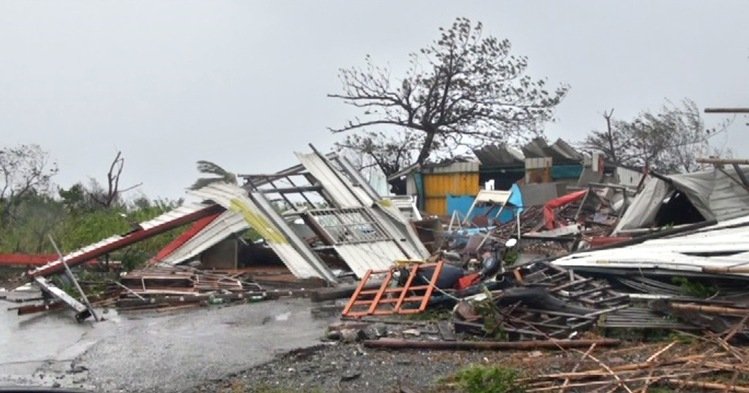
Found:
34,276 -> 88,313
336,155 -> 381,202
387,195 -> 422,221
423,172 -> 479,215
29,202 -> 215,277
138,203 -> 209,231
189,183 -> 337,282
554,215 -> 749,277
615,167 -> 644,188
474,190 -> 511,204
708,167 -> 749,221
421,161 -> 480,174
615,166 -> 749,233
160,210 -> 249,265
296,152 -> 371,208
525,157 -> 553,170
334,241 -> 410,278
473,144 -> 525,167
29,203 -> 222,276
370,204 -> 430,259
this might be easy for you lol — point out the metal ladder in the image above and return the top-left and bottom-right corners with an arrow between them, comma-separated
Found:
342,261 -> 444,317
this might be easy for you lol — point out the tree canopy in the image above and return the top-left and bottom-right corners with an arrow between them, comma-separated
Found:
0,144 -> 58,225
582,99 -> 727,174
330,17 -> 568,177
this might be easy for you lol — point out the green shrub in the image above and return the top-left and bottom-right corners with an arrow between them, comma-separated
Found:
671,277 -> 716,298
453,365 -> 524,393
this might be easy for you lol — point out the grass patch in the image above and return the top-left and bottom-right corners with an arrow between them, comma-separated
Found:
452,364 -> 525,393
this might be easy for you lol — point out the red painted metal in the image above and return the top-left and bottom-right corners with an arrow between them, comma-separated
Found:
0,253 -> 56,267
29,204 -> 224,278
543,189 -> 588,230
588,236 -> 631,247
153,211 -> 222,262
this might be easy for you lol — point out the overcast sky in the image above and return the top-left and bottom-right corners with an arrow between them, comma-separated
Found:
1,1 -> 747,200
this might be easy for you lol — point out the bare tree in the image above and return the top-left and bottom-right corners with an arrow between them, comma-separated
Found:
0,144 -> 58,225
335,130 -> 422,177
330,17 -> 568,167
90,151 -> 141,208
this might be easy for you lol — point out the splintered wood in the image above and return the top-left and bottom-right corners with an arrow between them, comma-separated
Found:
521,335 -> 749,392
100,266 -> 267,311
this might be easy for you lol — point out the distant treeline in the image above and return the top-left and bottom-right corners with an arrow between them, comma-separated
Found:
0,145 -> 182,270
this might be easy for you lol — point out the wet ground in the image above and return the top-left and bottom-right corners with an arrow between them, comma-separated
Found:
0,289 -> 334,393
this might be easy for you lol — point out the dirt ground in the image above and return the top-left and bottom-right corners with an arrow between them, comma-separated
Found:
190,340 -> 669,393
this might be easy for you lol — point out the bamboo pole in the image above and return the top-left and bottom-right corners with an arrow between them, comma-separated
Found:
669,303 -> 749,316
664,379 -> 749,393
574,350 -> 633,393
525,352 -> 728,382
639,341 -> 677,393
560,343 -> 596,390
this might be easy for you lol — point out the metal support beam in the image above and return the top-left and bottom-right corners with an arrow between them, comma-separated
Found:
704,108 -> 749,113
733,164 -> 749,188
30,204 -> 223,277
697,158 -> 749,165
258,185 -> 323,194
48,236 -> 99,321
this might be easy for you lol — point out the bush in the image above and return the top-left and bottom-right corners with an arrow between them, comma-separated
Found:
453,365 -> 525,393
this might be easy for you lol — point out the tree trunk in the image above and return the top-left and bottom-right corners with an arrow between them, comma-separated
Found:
416,131 -> 437,165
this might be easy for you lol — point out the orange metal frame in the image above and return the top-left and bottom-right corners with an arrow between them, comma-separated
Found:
342,261 -> 444,317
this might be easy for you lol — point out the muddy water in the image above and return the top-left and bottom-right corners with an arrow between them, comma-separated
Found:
0,291 -> 332,392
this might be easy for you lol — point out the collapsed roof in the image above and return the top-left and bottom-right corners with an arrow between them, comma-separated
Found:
614,165 -> 749,234
554,215 -> 749,279
26,148 -> 430,316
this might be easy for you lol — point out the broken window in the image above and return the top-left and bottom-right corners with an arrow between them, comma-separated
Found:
304,207 -> 390,245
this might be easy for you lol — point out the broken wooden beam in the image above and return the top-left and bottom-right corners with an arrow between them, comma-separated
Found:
669,303 -> 749,317
664,379 -> 749,393
362,338 -> 620,351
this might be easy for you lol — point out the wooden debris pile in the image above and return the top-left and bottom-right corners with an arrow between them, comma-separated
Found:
96,266 -> 269,311
453,262 -> 629,340
523,330 -> 749,392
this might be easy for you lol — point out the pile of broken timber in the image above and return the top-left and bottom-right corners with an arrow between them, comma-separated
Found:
107,266 -> 268,311
524,329 -> 749,392
454,262 -> 629,341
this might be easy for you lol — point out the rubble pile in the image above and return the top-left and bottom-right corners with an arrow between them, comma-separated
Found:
103,266 -> 269,312
5,145 -> 749,391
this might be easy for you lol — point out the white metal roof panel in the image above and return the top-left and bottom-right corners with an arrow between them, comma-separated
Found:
474,190 -> 511,204
334,241 -> 406,278
189,183 -> 337,282
296,152 -> 370,208
555,217 -> 749,277
160,210 -> 249,265
138,202 -> 209,231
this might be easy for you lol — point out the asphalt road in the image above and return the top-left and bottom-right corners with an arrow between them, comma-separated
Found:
0,294 -> 333,393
